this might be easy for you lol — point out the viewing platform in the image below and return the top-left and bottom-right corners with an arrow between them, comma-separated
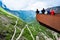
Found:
36,13 -> 60,33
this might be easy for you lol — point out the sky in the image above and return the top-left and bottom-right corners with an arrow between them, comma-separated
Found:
1,0 -> 60,10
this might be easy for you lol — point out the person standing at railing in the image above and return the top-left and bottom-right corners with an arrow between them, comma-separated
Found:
47,10 -> 50,14
36,9 -> 39,14
50,9 -> 55,15
41,8 -> 45,14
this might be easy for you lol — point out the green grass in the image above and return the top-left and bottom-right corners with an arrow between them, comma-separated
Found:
0,7 -> 26,40
0,7 -> 60,40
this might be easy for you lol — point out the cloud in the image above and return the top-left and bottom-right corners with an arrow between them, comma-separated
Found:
24,2 -> 47,11
2,0 -> 38,10
2,0 -> 30,10
2,0 -> 60,10
45,0 -> 60,7
24,0 -> 60,10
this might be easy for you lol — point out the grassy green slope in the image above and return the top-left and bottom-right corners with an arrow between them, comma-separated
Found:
28,20 -> 60,40
21,18 -> 60,40
0,7 -> 60,40
0,7 -> 26,40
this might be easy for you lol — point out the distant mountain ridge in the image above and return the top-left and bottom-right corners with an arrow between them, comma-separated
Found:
3,8 -> 36,22
0,1 -> 2,7
46,6 -> 60,13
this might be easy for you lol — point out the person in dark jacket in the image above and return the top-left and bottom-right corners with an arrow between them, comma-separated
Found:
36,9 -> 39,14
41,8 -> 45,14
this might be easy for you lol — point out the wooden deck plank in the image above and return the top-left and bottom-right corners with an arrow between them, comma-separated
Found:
36,14 -> 60,33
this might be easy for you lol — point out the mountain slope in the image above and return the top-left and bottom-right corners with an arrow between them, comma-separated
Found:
0,7 -> 26,40
0,7 -> 60,40
3,8 -> 36,22
1,3 -> 35,22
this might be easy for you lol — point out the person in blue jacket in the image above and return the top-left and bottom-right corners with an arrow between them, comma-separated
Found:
47,10 -> 50,14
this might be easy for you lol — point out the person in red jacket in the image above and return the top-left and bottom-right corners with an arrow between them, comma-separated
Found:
50,9 -> 55,15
